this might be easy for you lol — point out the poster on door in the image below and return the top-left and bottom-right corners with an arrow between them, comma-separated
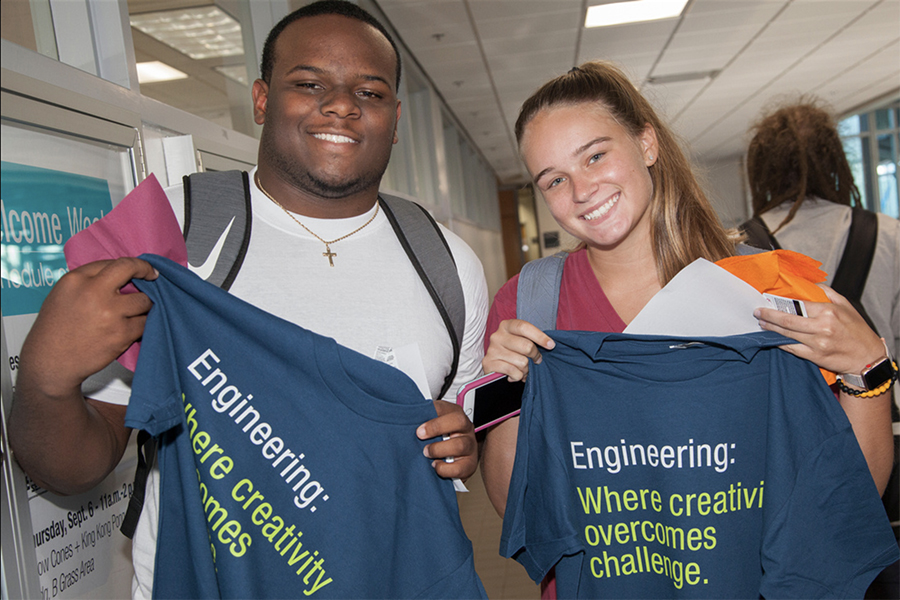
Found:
3,160 -> 136,598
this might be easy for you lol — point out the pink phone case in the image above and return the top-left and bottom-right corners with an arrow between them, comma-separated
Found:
456,372 -> 521,432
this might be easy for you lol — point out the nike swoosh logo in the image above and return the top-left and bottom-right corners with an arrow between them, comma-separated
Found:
188,217 -> 235,281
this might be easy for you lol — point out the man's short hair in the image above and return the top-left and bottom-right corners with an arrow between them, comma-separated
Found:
259,0 -> 402,90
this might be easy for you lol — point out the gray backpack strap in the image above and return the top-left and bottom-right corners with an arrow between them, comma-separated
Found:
122,170 -> 252,539
379,194 -> 464,400
736,243 -> 767,256
516,252 -> 567,331
183,170 -> 252,291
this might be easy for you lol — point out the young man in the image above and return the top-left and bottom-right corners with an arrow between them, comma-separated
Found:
9,2 -> 488,597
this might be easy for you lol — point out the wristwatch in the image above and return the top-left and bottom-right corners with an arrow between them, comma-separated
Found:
838,340 -> 896,391
839,358 -> 895,390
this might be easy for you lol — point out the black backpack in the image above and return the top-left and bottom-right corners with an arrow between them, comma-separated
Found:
739,208 -> 878,332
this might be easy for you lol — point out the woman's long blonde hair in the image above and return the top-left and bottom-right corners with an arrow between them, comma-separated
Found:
515,61 -> 738,285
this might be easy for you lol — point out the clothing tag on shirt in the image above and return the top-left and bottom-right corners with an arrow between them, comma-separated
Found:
374,346 -> 398,367
668,342 -> 706,350
374,344 -> 431,400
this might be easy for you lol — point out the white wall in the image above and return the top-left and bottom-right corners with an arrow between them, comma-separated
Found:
450,220 -> 506,301
699,154 -> 750,229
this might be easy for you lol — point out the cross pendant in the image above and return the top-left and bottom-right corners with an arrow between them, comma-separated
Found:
323,245 -> 337,267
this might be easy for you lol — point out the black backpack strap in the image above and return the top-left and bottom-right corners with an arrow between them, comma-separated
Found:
183,170 -> 252,291
516,252 -> 567,331
119,430 -> 155,539
829,207 -> 879,334
830,207 -> 878,306
379,194 -> 465,400
739,215 -> 782,251
831,209 -> 899,539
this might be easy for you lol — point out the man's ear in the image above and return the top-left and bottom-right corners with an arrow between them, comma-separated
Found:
252,79 -> 269,125
393,100 -> 401,144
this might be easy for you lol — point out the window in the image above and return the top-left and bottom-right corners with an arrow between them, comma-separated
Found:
404,77 -> 440,205
1,0 -> 131,87
128,3 -> 259,136
839,100 -> 900,218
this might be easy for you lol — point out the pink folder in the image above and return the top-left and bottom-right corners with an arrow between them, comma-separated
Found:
64,174 -> 187,370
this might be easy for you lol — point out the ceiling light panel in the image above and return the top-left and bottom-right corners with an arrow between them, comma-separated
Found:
136,61 -> 188,83
131,5 -> 244,60
585,0 -> 690,28
647,70 -> 720,85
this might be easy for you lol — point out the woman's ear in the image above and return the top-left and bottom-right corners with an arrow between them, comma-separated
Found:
640,124 -> 659,166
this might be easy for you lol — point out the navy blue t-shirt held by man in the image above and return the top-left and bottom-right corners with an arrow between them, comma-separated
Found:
127,255 -> 486,599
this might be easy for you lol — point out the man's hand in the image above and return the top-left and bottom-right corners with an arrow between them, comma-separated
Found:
22,257 -> 158,397
417,400 -> 477,480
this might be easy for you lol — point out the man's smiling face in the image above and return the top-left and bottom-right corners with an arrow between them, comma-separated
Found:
253,14 -> 400,203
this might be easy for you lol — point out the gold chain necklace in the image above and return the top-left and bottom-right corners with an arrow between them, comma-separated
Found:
255,173 -> 379,267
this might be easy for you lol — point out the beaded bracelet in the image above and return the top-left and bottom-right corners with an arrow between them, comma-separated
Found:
837,360 -> 899,398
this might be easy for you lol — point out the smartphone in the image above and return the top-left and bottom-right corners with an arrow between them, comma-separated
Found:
457,372 -> 525,432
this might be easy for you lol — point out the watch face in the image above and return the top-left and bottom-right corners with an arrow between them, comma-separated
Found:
864,359 -> 895,390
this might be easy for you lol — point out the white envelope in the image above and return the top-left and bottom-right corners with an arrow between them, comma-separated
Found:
624,258 -> 768,337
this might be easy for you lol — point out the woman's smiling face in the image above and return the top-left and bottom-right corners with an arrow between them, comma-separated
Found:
521,102 -> 658,250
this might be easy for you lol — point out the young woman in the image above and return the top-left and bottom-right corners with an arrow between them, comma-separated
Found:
481,62 -> 894,520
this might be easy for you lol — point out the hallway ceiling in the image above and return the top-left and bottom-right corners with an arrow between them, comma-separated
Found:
375,0 -> 900,185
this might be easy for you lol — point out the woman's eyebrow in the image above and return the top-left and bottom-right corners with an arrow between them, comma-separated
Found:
575,136 -> 611,156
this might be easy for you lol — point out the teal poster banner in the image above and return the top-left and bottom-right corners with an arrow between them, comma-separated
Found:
1,161 -> 112,317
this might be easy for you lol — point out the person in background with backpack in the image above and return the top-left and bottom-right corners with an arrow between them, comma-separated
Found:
743,99 -> 898,368
9,2 -> 487,598
479,62 -> 894,571
742,99 -> 899,597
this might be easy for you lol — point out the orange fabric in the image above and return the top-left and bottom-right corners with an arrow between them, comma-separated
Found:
716,249 -> 835,385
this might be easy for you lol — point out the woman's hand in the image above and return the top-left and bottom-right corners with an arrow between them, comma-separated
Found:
755,284 -> 893,494
482,319 -> 555,381
754,284 -> 884,374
